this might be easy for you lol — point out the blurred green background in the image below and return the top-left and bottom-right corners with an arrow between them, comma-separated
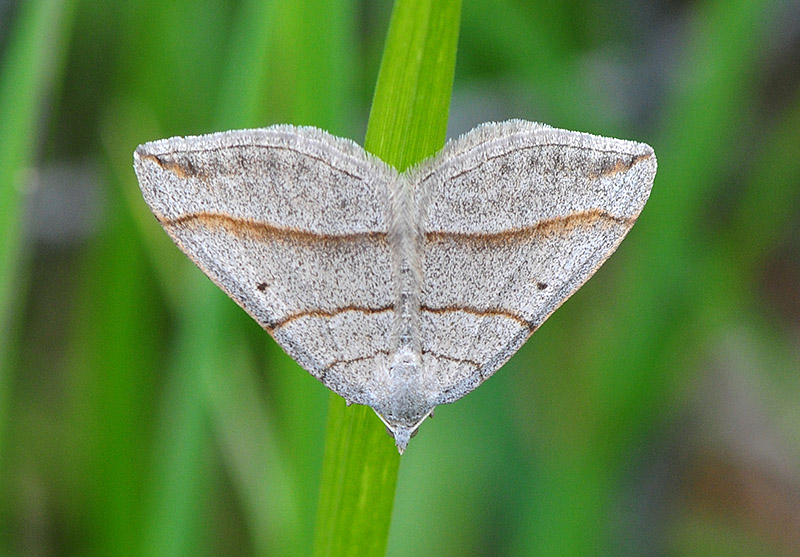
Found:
2,0 -> 799,555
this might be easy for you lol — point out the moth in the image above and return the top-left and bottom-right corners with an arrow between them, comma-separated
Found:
134,120 -> 656,452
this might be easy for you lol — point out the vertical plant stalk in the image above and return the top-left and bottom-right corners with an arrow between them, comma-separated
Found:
0,0 -> 74,463
312,0 -> 461,555
0,0 -> 72,319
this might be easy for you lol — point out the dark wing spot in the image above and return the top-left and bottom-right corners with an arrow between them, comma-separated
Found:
550,150 -> 564,171
537,282 -> 548,290
257,282 -> 269,292
237,151 -> 248,170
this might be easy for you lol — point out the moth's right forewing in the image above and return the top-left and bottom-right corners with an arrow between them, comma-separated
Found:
411,120 -> 656,403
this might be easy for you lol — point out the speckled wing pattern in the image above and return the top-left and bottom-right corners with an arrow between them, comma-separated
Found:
134,120 -> 656,453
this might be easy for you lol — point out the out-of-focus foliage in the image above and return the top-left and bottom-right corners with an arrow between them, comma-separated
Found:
0,0 -> 798,555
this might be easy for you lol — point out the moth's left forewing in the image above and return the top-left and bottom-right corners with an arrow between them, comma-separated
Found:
411,120 -> 656,404
133,126 -> 401,408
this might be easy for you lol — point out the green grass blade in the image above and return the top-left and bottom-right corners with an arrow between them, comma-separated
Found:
312,1 -> 461,555
99,104 -> 210,555
0,0 -> 75,451
213,0 -> 276,129
312,399 -> 402,556
722,92 -> 800,274
138,285 -> 215,556
517,0 -> 777,553
364,0 -> 462,170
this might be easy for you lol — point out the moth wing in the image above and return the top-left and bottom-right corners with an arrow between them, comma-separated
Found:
413,120 -> 656,403
134,125 -> 398,405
